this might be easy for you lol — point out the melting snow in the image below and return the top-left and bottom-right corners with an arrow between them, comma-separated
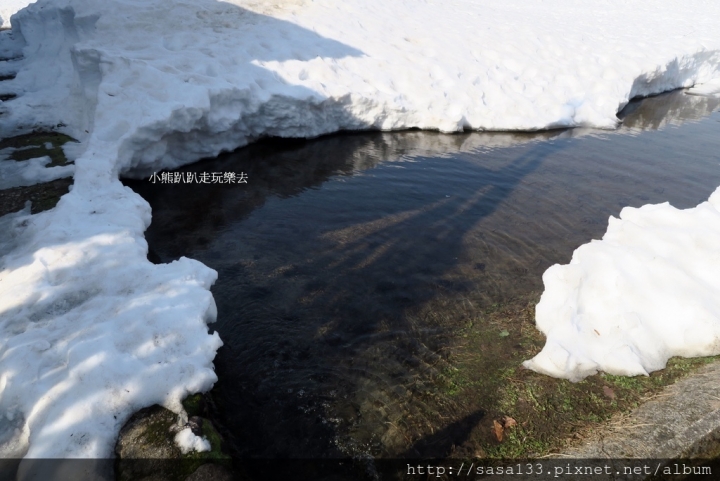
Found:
174,428 -> 211,455
0,0 -> 719,469
524,189 -> 720,381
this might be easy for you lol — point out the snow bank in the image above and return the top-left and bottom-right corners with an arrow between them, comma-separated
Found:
688,78 -> 720,97
0,180 -> 222,460
524,189 -> 720,381
0,0 -> 720,467
3,0 -> 720,176
0,1 -> 34,29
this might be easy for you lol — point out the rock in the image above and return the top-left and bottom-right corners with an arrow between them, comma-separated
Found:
115,405 -> 184,481
116,405 -> 182,460
187,417 -> 204,437
115,404 -> 231,481
185,463 -> 235,481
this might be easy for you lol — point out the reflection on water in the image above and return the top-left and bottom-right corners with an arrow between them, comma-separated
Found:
619,88 -> 720,131
125,90 -> 720,460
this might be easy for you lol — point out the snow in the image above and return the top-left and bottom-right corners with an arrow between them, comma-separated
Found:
0,189 -> 221,460
0,153 -> 74,189
688,78 -> 720,97
523,189 -> 720,381
0,0 -> 719,467
174,428 -> 211,454
0,1 -> 34,29
4,0 -> 720,176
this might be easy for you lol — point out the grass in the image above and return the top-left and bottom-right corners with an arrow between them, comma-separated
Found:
182,393 -> 205,417
0,131 -> 78,216
310,285 -> 720,481
425,295 -> 720,459
1,131 -> 77,167
0,177 -> 72,215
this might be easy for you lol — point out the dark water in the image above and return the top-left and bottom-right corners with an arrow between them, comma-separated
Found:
125,90 -> 720,460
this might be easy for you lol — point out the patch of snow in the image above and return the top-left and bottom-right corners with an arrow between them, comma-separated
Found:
0,0 -> 718,468
0,203 -> 30,260
0,1 -> 35,29
0,154 -> 74,189
174,427 -> 211,454
0,187 -> 221,460
688,78 -> 720,97
524,188 -> 720,381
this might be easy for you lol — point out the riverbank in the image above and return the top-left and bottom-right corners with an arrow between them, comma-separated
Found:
1,113 -> 719,481
119,88 -> 720,477
2,1 -> 720,477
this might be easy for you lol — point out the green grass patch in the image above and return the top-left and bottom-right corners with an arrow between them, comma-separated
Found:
182,393 -> 205,418
0,131 -> 76,150
0,131 -> 77,216
0,178 -> 72,216
2,131 -> 77,167
466,299 -> 718,458
187,420 -> 230,464
401,293 -> 720,460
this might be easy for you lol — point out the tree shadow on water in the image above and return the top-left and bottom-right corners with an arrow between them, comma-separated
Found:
128,130 -> 568,464
6,1 -> 720,479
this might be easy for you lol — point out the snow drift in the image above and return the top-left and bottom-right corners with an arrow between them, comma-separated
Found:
523,189 -> 720,381
0,0 -> 719,470
0,1 -> 34,29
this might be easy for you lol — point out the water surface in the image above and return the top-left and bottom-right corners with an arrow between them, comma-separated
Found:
125,90 -> 720,459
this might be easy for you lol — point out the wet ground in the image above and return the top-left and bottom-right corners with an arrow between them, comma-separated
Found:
124,90 -> 720,468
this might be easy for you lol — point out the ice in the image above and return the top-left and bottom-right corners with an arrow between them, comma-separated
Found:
0,0 -> 719,468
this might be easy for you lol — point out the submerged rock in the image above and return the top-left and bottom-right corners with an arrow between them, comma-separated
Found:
115,404 -> 233,481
